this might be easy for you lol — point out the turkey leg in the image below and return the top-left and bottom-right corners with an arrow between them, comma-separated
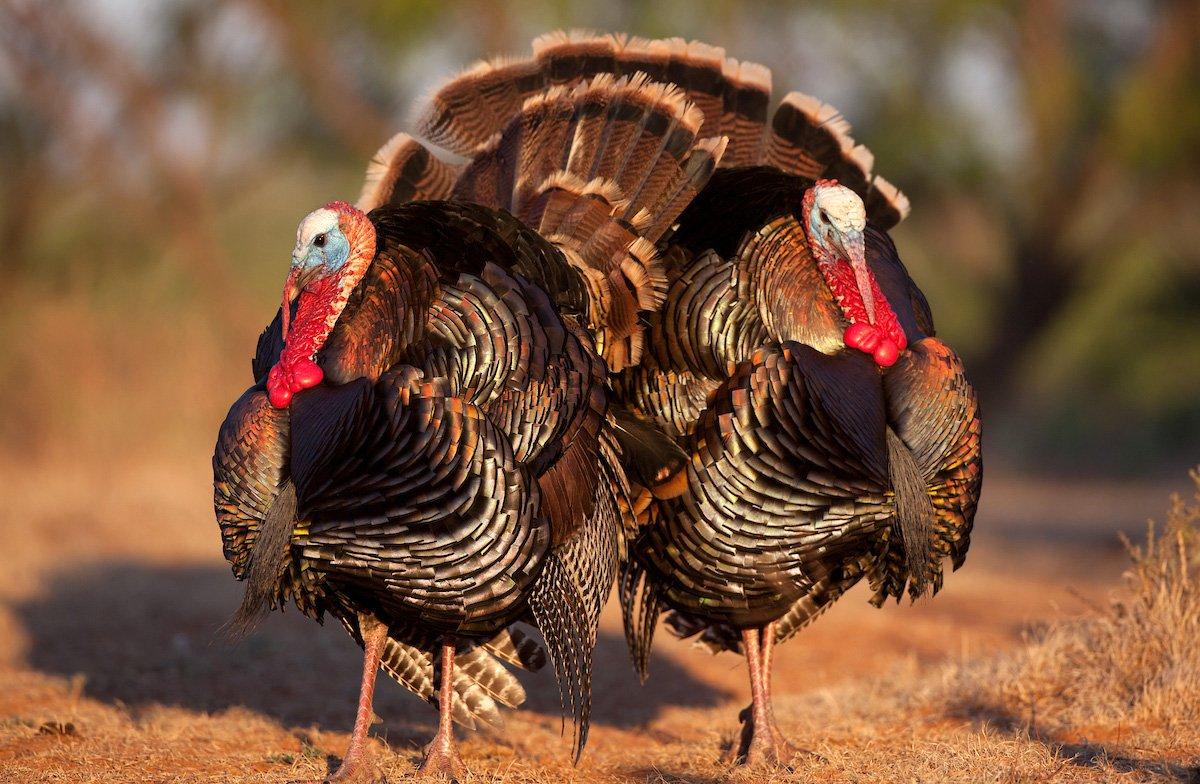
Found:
295,613 -> 387,784
724,622 -> 798,767
757,622 -> 800,761
416,637 -> 465,780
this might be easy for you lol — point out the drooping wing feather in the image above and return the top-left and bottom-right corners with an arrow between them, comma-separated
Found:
883,338 -> 982,575
288,379 -> 375,493
213,386 -> 290,578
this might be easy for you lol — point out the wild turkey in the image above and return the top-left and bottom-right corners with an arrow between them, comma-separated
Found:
582,40 -> 984,765
212,35 -> 729,780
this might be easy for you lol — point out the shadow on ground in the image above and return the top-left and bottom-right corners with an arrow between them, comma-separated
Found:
14,561 -> 728,734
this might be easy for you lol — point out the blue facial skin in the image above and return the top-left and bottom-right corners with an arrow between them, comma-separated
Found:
292,225 -> 351,279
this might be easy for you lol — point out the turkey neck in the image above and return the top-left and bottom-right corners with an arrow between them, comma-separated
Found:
282,276 -> 350,371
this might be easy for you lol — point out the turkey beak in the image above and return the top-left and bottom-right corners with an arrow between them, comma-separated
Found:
838,229 -> 875,325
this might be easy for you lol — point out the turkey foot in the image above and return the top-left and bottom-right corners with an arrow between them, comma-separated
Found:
413,637 -> 465,781
722,705 -> 802,767
416,730 -> 465,780
293,755 -> 381,784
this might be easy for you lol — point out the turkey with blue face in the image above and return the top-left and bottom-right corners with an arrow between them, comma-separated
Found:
213,30 -> 733,781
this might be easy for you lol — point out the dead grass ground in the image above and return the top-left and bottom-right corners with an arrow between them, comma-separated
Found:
1,458 -> 1197,783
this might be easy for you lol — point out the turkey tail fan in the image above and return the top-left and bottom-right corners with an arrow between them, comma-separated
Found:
221,481 -> 296,642
450,72 -> 726,370
526,551 -> 595,763
418,30 -> 768,156
764,92 -> 910,229
885,426 -> 938,598
617,556 -> 661,683
357,133 -> 461,211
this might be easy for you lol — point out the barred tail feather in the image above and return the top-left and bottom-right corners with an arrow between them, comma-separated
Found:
419,56 -> 544,154
718,58 -> 772,167
773,564 -> 865,645
765,92 -> 910,229
482,625 -> 547,671
340,616 -> 534,730
644,136 -> 727,241
357,133 -> 461,211
617,556 -> 661,682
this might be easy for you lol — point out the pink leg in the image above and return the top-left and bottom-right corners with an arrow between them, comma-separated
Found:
723,622 -> 800,767
293,614 -> 388,783
416,637 -> 465,780
757,622 -> 800,761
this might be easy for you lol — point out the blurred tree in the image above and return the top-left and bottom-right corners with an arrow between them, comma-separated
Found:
0,0 -> 1195,470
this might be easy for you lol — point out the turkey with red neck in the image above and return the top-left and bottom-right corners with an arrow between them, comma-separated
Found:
801,179 -> 907,367
266,200 -> 375,408
213,32 -> 738,781
606,66 -> 980,768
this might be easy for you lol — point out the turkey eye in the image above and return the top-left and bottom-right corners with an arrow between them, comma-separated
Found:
819,209 -> 829,223
313,233 -> 327,248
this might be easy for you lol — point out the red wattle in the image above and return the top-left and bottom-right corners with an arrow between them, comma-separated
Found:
873,339 -> 900,367
267,364 -> 293,408
844,323 -> 875,351
291,359 -> 324,389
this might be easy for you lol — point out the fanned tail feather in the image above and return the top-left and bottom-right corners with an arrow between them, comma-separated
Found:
719,57 -> 773,167
765,92 -> 910,228
438,70 -> 725,370
357,133 -> 461,211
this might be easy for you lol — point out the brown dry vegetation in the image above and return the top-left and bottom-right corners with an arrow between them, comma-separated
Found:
2,461 -> 1198,783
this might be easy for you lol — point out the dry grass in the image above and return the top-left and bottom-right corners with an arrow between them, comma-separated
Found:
946,470 -> 1200,737
2,459 -> 1199,782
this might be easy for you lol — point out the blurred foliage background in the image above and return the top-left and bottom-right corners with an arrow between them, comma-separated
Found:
0,0 -> 1197,476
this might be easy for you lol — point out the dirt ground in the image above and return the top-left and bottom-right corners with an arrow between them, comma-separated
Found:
1,457 -> 1196,783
